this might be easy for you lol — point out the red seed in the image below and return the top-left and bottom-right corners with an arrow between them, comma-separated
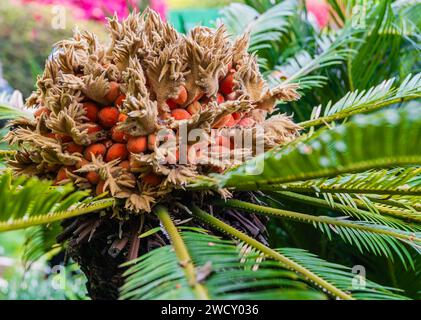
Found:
127,136 -> 148,153
75,159 -> 89,169
232,111 -> 242,120
98,106 -> 120,128
171,108 -> 192,121
147,134 -> 156,151
130,160 -> 143,170
86,123 -> 102,134
55,166 -> 74,184
217,93 -> 225,104
142,172 -> 162,186
105,143 -> 128,162
34,107 -> 50,118
84,143 -> 106,161
96,180 -> 106,195
225,114 -> 236,127
219,72 -> 235,95
115,94 -> 126,107
193,91 -> 204,102
201,96 -> 211,105
44,132 -> 56,139
166,99 -> 178,110
65,142 -> 84,154
238,117 -> 255,127
212,114 -> 232,129
119,160 -> 130,171
82,102 -> 99,122
111,126 -> 128,143
55,134 -> 73,142
170,86 -> 187,105
86,171 -> 100,184
186,101 -> 201,115
118,113 -> 128,123
105,81 -> 120,103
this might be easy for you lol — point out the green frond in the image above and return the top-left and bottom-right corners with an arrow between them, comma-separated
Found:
120,228 -> 324,300
347,0 -> 410,90
219,198 -> 420,268
271,167 -> 421,196
0,90 -> 30,120
190,205 -> 409,300
272,191 -> 421,230
0,150 -> 16,161
220,0 -> 296,52
277,247 -> 409,300
269,30 -> 358,90
22,224 -> 62,268
0,171 -> 114,232
190,106 -> 421,191
300,72 -> 421,128
154,205 -> 209,300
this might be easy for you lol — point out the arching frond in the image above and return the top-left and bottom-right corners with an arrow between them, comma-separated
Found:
120,207 -> 323,300
301,72 -> 421,128
121,227 -> 408,300
269,30 -> 358,90
0,90 -> 30,120
271,167 -> 421,196
219,198 -> 420,268
0,150 -> 16,161
220,0 -> 296,52
0,171 -> 114,232
190,106 -> 421,191
22,224 -> 62,268
277,248 -> 408,300
346,1 -> 395,88
189,205 -> 409,300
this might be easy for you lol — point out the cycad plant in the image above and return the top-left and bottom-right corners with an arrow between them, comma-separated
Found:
0,0 -> 420,300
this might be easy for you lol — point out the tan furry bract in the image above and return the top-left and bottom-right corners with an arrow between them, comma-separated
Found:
5,9 -> 301,213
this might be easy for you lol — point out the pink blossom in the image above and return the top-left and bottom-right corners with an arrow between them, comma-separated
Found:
306,0 -> 330,29
18,0 -> 168,22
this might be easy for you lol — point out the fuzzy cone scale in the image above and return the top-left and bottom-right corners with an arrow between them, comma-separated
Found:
5,9 -> 301,213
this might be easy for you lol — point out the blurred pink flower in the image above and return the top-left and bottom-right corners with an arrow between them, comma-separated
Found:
150,0 -> 167,21
306,0 -> 330,29
18,0 -> 167,22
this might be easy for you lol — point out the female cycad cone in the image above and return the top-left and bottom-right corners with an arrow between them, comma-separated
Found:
5,9 -> 301,213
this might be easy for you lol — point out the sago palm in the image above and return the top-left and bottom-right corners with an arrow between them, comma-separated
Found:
0,1 -> 420,300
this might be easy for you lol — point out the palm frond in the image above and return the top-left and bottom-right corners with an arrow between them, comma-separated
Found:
219,198 -> 420,268
278,247 -> 408,300
271,167 -> 421,195
0,150 -> 16,161
301,72 -> 421,128
347,0 -> 402,90
0,90 -> 30,120
120,206 -> 323,300
22,224 -> 62,268
269,30 -> 358,90
121,228 -> 408,300
0,171 -> 114,232
220,0 -> 296,52
270,191 -> 421,229
190,106 -> 421,191
190,205 -> 410,300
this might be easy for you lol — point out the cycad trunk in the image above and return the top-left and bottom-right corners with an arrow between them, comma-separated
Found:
62,193 -> 269,299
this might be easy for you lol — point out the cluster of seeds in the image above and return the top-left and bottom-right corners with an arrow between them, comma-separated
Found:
5,9 -> 301,213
